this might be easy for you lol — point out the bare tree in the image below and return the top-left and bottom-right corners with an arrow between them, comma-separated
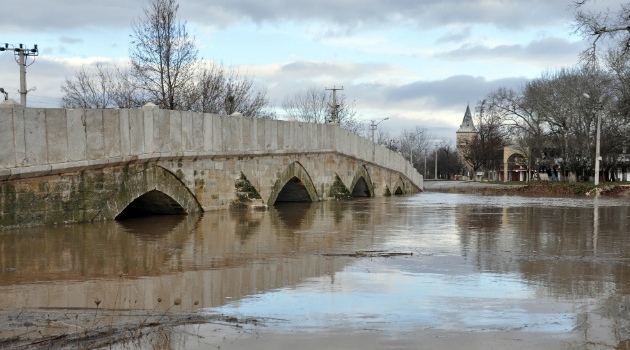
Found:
574,1 -> 630,63
183,63 -> 275,118
397,127 -> 431,171
524,67 -> 613,180
458,134 -> 486,178
61,62 -> 144,109
282,86 -> 359,131
60,63 -> 116,109
111,66 -> 145,109
459,100 -> 509,180
129,0 -> 198,110
282,86 -> 330,123
222,70 -> 275,118
436,142 -> 461,180
488,86 -> 548,178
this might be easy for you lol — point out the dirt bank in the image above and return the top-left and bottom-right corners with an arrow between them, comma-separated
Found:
0,307 -> 253,349
423,180 -> 630,197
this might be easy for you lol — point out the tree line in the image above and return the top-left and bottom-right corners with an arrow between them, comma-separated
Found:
458,1 -> 630,182
460,59 -> 630,181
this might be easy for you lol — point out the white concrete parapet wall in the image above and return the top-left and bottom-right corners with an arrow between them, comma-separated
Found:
0,106 -> 422,188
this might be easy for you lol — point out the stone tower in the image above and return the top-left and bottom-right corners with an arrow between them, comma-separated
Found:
456,105 -> 478,178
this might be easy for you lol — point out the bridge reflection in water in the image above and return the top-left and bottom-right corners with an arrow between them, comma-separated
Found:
0,199 -> 387,311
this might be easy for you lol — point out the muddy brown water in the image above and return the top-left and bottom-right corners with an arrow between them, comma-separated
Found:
2,193 -> 630,349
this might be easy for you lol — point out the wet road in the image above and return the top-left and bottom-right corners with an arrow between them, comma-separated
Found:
2,192 -> 630,349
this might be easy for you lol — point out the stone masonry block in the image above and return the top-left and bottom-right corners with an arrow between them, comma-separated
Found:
85,109 -> 105,159
66,109 -> 87,162
103,109 -> 122,158
0,107 -> 15,168
128,109 -> 145,155
45,109 -> 69,164
119,109 -> 131,156
24,108 -> 47,166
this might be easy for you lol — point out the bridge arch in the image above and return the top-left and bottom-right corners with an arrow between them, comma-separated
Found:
268,161 -> 319,206
350,165 -> 374,197
393,177 -> 405,195
96,165 -> 203,221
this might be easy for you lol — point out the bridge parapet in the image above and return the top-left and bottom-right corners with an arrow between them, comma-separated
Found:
0,106 -> 421,188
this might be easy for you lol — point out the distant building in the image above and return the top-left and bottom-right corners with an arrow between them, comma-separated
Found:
455,105 -> 477,179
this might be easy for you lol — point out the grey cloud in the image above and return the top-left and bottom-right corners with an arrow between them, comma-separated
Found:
437,37 -> 585,63
181,0 -> 573,32
59,37 -> 83,44
3,0 -> 574,33
0,1 -> 138,32
277,61 -> 396,79
386,75 -> 528,107
436,27 -> 472,44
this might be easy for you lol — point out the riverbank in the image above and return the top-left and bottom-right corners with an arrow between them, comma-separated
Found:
423,180 -> 630,197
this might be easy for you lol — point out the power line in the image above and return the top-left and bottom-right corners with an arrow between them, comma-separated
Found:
0,43 -> 39,106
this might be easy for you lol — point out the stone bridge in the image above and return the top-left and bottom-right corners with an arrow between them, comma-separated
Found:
0,104 -> 422,226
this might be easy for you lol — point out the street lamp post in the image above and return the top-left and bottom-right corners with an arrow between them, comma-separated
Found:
583,93 -> 602,186
434,143 -> 438,180
410,134 -> 415,165
370,117 -> 389,160
424,153 -> 427,178
370,117 -> 389,143
595,106 -> 602,185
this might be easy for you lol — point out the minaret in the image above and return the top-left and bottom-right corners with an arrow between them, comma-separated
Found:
457,105 -> 476,134
456,105 -> 478,177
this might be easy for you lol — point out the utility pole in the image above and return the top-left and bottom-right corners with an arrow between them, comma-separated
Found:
325,86 -> 343,123
434,144 -> 438,180
583,93 -> 603,186
424,153 -> 427,178
0,43 -> 39,106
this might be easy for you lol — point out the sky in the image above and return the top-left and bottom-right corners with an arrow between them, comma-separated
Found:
0,0 -> 622,142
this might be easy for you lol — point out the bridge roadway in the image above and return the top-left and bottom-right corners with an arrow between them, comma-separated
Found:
0,103 -> 422,226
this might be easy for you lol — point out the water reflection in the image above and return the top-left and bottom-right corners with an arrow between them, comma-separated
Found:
118,215 -> 190,239
452,195 -> 630,298
3,193 -> 630,347
0,201 -> 386,312
273,202 -> 316,230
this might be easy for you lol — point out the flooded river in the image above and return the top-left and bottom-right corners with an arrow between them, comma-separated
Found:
2,192 -> 630,349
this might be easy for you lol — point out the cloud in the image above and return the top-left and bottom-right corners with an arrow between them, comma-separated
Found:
59,37 -> 83,44
276,61 -> 399,81
181,0 -> 573,32
0,1 -> 138,32
233,60 -> 529,116
436,37 -> 586,66
3,0 -> 574,33
436,27 -> 472,44
383,75 -> 528,107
